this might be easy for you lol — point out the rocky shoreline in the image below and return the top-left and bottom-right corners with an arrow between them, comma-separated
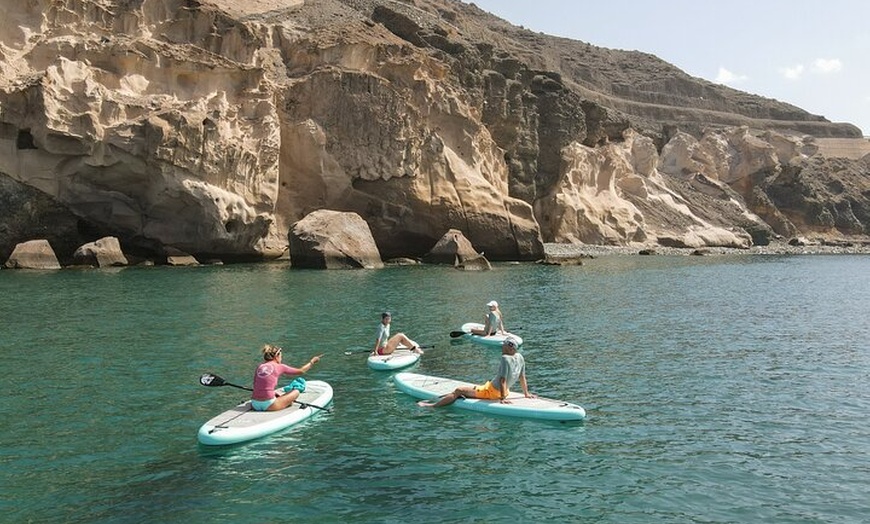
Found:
543,240 -> 870,259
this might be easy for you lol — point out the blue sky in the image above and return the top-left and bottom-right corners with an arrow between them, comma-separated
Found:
466,1 -> 870,136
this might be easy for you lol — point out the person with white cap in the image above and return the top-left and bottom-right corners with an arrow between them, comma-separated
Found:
418,336 -> 533,407
471,300 -> 505,336
373,311 -> 423,356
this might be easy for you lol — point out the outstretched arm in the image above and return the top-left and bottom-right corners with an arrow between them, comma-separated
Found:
299,354 -> 323,373
520,372 -> 535,398
499,377 -> 510,403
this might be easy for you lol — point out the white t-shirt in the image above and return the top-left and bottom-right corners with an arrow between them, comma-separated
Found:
376,322 -> 390,348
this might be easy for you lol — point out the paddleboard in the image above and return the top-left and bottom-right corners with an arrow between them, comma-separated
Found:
197,380 -> 333,445
460,322 -> 524,348
367,347 -> 420,370
393,372 -> 585,421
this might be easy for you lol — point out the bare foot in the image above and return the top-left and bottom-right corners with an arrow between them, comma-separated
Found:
417,400 -> 435,407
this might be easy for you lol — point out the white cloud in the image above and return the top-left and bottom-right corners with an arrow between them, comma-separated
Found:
780,64 -> 805,80
716,67 -> 748,85
779,59 -> 841,81
811,58 -> 842,74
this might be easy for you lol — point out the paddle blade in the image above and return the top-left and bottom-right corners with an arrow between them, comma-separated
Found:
449,331 -> 467,338
199,373 -> 226,387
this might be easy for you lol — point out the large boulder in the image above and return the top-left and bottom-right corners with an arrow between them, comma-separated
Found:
5,240 -> 61,269
424,229 -> 483,265
288,210 -> 383,269
166,256 -> 199,266
72,237 -> 128,267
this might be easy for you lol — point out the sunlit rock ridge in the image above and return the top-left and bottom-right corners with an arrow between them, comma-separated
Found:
1,0 -> 868,263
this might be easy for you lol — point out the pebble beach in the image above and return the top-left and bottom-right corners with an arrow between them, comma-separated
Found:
543,240 -> 870,258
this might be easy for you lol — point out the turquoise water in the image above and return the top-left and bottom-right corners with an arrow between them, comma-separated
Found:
2,255 -> 869,523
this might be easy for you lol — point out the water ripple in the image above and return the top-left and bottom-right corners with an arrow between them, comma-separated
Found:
2,256 -> 869,522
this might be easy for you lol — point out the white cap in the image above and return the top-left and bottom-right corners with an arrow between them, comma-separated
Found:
486,300 -> 498,307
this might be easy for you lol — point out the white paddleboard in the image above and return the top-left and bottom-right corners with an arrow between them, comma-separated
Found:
197,380 -> 333,445
393,372 -> 585,421
367,348 -> 420,370
460,322 -> 524,348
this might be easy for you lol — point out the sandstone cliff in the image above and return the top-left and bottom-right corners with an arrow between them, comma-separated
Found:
1,0 -> 868,264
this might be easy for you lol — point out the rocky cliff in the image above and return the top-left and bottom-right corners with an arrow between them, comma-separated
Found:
1,0 -> 868,264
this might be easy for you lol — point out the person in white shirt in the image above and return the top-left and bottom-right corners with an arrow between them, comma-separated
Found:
471,300 -> 505,336
373,312 -> 422,355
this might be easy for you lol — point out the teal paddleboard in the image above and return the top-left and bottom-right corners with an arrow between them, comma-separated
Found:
367,347 -> 420,370
197,380 -> 333,445
460,322 -> 524,348
393,372 -> 585,421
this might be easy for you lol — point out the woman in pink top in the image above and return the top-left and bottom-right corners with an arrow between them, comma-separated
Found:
251,344 -> 323,411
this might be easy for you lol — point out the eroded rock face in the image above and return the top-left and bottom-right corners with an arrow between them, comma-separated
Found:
0,0 -> 866,264
0,1 -> 283,262
535,127 -> 869,248
278,67 -> 544,260
0,0 -> 553,261
289,209 -> 383,269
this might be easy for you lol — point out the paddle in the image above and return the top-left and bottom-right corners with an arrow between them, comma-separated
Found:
344,344 -> 435,355
198,373 -> 332,412
200,372 -> 251,391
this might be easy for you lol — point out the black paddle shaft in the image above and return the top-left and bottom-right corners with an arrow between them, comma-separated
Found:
200,373 -> 253,391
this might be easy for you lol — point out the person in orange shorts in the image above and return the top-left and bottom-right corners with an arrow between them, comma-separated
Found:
418,336 -> 534,407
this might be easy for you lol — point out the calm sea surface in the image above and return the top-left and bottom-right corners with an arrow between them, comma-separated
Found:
1,255 -> 869,523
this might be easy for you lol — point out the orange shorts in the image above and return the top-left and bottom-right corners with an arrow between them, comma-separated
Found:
474,381 -> 505,400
